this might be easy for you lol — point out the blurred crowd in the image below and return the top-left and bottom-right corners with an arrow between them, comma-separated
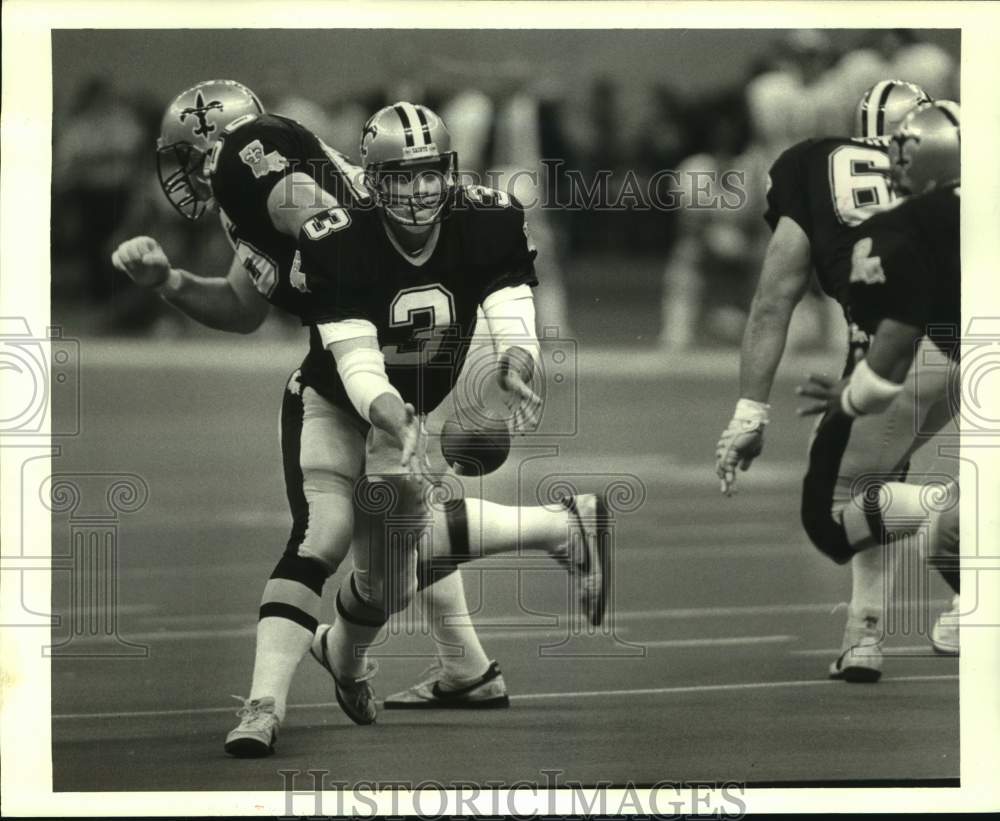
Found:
52,29 -> 957,345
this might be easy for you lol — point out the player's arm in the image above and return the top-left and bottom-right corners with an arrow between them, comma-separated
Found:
739,216 -> 813,402
481,284 -> 542,433
317,322 -> 430,481
715,216 -> 811,495
266,172 -> 340,238
111,237 -> 269,334
796,318 -> 918,417
211,118 -> 342,239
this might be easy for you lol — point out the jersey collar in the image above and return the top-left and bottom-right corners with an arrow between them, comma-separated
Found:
382,218 -> 441,268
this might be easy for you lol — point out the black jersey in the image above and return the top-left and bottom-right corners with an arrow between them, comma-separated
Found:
296,185 -> 539,416
847,184 -> 960,360
764,136 -> 902,308
207,112 -> 369,397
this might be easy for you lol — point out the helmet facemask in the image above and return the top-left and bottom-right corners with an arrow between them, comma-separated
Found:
364,152 -> 458,227
156,140 -> 214,221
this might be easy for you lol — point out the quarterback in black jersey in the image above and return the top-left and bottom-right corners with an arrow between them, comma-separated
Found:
112,86 -> 610,756
715,80 -> 960,683
297,183 -> 538,420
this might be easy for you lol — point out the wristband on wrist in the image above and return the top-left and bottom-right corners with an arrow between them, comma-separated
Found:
734,397 -> 771,425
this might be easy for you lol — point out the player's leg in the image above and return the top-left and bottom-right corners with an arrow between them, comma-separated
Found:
383,566 -> 510,710
312,427 -> 430,723
928,488 -> 960,654
383,492 -> 608,709
226,375 -> 365,756
802,337 -> 952,681
429,493 -> 610,623
800,404 -> 890,682
839,339 -> 955,553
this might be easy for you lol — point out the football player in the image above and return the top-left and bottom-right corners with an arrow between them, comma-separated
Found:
714,80 -> 956,681
112,83 -> 609,757
796,101 -> 961,656
292,101 -> 611,734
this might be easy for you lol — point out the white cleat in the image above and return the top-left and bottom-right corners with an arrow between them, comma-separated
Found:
560,493 -> 611,627
224,695 -> 279,757
930,595 -> 960,656
384,659 -> 510,710
310,624 -> 378,725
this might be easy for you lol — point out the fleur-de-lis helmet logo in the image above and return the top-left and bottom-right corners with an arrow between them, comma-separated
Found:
179,91 -> 225,140
360,118 -> 378,159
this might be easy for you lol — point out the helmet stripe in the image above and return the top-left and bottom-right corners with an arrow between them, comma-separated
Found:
874,80 -> 896,137
862,80 -> 886,137
398,102 -> 428,146
393,104 -> 416,148
414,106 -> 432,145
937,103 -> 960,128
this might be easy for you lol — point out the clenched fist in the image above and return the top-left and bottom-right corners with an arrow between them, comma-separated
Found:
111,236 -> 172,289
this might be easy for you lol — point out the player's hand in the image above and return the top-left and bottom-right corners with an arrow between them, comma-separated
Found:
111,236 -> 172,289
715,398 -> 770,496
796,373 -> 848,417
498,350 -> 542,433
398,403 -> 432,484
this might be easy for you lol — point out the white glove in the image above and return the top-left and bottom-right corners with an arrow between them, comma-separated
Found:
715,398 -> 770,496
111,236 -> 175,290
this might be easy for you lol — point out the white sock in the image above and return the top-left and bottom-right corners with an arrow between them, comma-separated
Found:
248,617 -> 313,721
419,569 -> 491,683
842,481 -> 929,551
849,546 -> 892,622
435,498 -> 572,559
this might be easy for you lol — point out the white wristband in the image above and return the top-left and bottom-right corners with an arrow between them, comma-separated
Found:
734,397 -> 770,425
840,358 -> 903,417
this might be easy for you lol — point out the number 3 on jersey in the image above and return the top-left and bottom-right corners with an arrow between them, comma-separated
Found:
302,204 -> 351,239
384,285 -> 456,366
829,145 -> 897,226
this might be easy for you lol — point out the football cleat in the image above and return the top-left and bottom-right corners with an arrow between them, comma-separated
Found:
930,595 -> 960,656
383,659 -> 510,710
559,493 -> 611,628
224,695 -> 279,758
829,608 -> 884,683
310,623 -> 378,725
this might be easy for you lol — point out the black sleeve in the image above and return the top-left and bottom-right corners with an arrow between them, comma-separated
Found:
474,194 -> 540,303
294,213 -> 373,326
848,226 -> 932,332
209,116 -> 301,230
763,142 -> 811,235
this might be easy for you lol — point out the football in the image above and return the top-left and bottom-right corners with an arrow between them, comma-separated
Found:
440,418 -> 511,476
